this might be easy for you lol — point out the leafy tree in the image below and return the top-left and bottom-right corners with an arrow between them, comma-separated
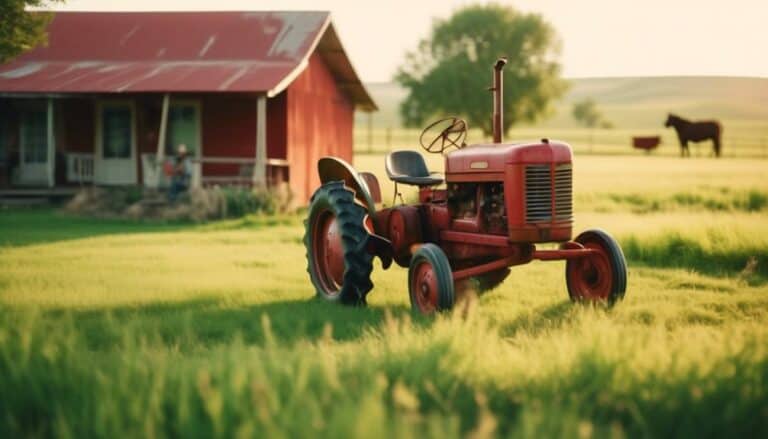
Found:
572,98 -> 604,128
396,4 -> 567,136
0,1 -> 62,63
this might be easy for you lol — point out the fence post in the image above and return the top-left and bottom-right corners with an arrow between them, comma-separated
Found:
385,127 -> 392,152
367,113 -> 373,154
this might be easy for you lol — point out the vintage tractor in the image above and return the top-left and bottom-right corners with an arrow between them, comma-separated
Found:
304,58 -> 627,314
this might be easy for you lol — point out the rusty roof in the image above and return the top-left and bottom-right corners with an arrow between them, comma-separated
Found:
0,11 -> 376,111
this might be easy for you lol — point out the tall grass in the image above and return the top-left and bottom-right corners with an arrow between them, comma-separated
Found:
622,229 -> 767,283
2,155 -> 768,437
579,188 -> 768,214
2,309 -> 766,438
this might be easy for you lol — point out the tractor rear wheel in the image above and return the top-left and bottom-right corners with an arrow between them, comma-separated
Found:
304,181 -> 373,305
566,229 -> 627,305
408,244 -> 455,314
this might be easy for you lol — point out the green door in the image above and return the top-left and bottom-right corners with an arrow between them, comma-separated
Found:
165,104 -> 200,157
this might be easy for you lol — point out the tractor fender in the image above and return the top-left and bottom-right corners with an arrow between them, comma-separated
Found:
317,157 -> 393,269
318,156 -> 377,220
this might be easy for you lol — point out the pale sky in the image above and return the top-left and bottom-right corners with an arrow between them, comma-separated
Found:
53,0 -> 768,82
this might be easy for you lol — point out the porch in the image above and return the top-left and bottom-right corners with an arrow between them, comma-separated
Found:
0,93 -> 288,194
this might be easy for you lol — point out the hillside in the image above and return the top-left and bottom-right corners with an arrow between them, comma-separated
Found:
356,77 -> 768,131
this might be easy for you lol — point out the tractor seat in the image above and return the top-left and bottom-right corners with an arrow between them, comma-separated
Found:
385,150 -> 444,187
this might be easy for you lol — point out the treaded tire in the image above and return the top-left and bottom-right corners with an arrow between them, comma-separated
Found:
304,181 -> 374,305
566,229 -> 627,305
408,244 -> 455,314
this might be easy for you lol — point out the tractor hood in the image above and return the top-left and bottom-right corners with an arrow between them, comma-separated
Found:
445,140 -> 572,175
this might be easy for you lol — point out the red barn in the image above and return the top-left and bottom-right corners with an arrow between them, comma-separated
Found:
0,11 -> 376,203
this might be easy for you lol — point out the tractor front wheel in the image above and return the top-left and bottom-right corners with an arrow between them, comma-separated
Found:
565,229 -> 627,305
304,181 -> 373,305
408,244 -> 455,314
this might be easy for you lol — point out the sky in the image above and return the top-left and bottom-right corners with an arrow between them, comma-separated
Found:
52,0 -> 768,83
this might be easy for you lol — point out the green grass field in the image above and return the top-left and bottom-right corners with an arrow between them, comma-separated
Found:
1,155 -> 767,437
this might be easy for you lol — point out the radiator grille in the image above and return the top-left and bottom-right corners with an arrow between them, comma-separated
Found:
525,165 -> 552,222
524,163 -> 573,223
554,164 -> 573,221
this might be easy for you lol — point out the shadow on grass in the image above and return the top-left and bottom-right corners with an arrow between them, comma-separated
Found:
0,208 -> 191,247
32,297 -> 419,350
0,207 -> 301,248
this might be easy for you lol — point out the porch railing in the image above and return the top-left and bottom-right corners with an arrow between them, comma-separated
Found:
193,157 -> 290,189
66,153 -> 94,184
140,154 -> 289,189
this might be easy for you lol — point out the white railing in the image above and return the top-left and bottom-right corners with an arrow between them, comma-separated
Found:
193,157 -> 289,188
140,154 -> 288,189
66,153 -> 94,183
141,153 -> 164,188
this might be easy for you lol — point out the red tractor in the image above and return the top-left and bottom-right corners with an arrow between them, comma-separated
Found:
304,59 -> 627,314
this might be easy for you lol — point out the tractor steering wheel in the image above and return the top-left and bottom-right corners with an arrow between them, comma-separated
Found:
419,117 -> 468,154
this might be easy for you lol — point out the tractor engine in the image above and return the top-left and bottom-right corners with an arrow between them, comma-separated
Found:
445,139 -> 573,243
447,182 -> 507,235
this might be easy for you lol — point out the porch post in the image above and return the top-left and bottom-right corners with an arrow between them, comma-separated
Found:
252,94 -> 267,187
46,98 -> 55,188
154,93 -> 170,188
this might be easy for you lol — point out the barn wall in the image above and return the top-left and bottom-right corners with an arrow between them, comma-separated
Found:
121,93 -> 287,180
55,98 -> 95,184
286,52 -> 354,203
201,94 -> 257,176
132,95 -> 150,184
60,98 -> 94,154
267,91 -> 287,160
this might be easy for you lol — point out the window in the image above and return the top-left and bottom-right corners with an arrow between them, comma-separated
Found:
101,106 -> 132,159
21,110 -> 48,163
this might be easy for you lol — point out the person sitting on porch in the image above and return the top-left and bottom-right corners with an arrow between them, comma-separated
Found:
168,144 -> 192,202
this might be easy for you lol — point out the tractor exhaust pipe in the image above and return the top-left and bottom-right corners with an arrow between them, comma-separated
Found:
492,57 -> 507,144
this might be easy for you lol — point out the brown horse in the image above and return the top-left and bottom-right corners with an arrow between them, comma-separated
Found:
664,114 -> 722,157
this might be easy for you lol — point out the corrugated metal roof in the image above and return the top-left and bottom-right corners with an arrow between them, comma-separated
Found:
0,11 -> 376,110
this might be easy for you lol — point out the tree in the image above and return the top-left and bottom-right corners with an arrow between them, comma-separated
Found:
572,98 -> 604,128
0,1 -> 62,63
396,4 -> 567,137
572,98 -> 613,129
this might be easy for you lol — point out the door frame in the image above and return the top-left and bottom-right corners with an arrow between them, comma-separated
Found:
16,104 -> 50,186
166,98 -> 202,161
94,99 -> 137,185
167,98 -> 202,187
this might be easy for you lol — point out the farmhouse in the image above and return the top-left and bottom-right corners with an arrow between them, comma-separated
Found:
0,11 -> 376,203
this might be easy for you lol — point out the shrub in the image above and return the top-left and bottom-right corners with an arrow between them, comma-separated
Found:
220,187 -> 279,217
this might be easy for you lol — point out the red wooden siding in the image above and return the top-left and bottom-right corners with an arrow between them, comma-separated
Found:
201,95 -> 257,176
60,98 -> 94,154
286,53 -> 354,203
267,92 -> 287,160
